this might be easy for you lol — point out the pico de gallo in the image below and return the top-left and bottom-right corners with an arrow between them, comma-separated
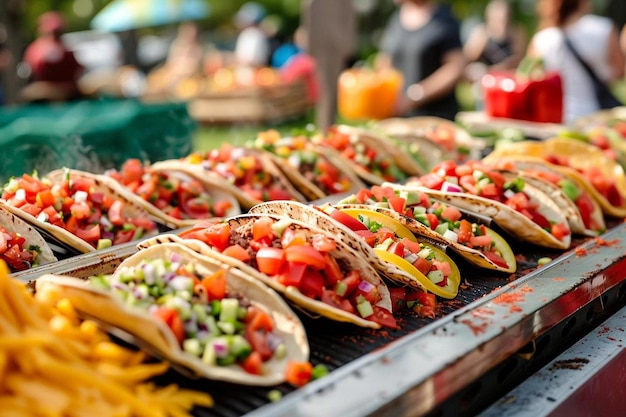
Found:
416,160 -> 571,242
253,130 -> 355,196
0,226 -> 41,272
90,255 -> 288,377
318,125 -> 408,183
182,144 -> 300,203
106,159 -> 234,220
338,185 -> 514,272
542,154 -> 625,209
328,206 -> 459,299
2,171 -> 157,249
178,217 -> 397,328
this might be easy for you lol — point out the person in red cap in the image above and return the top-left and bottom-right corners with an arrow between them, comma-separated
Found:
21,11 -> 83,102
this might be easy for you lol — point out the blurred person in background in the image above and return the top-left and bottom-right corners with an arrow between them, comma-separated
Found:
526,0 -> 625,122
233,2 -> 270,68
21,11 -> 83,102
377,0 -> 466,120
166,21 -> 204,80
278,26 -> 319,103
463,0 -> 527,110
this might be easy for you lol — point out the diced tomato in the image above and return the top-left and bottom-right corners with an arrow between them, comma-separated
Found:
551,222 -> 570,241
370,306 -> 398,329
524,210 -> 551,230
120,159 -> 145,184
454,164 -> 474,177
505,192 -> 532,211
253,217 -> 275,241
440,206 -> 462,222
388,287 -> 407,313
201,269 -> 227,301
20,203 -> 42,218
479,183 -> 500,199
321,289 -> 356,313
299,270 -> 325,299
35,189 -> 55,208
575,192 -> 595,229
246,306 -> 274,333
311,234 -> 336,252
152,307 -> 185,346
412,257 -> 432,276
406,291 -> 436,318
130,216 -> 156,232
212,200 -> 233,218
401,237 -> 422,254
387,196 -> 406,213
70,201 -> 92,220
267,188 -> 295,201
469,234 -> 492,248
280,227 -> 307,248
241,351 -> 263,375
75,224 -> 101,243
418,173 -> 444,190
371,185 -> 395,202
356,188 -> 373,204
457,220 -> 473,243
341,271 -> 362,298
483,250 -> 509,268
222,244 -> 251,262
459,175 -> 478,194
71,178 -> 96,194
246,329 -> 273,361
180,222 -> 231,252
107,200 -> 126,226
431,259 -> 451,277
113,229 -> 135,245
355,229 -> 377,247
433,160 -> 457,178
284,361 -> 313,387
486,171 -> 506,189
354,281 -> 380,305
425,213 -> 439,230
388,241 -> 405,257
322,254 -> 343,288
277,261 -> 307,287
255,247 -> 285,276
330,209 -> 368,231
284,244 -> 326,270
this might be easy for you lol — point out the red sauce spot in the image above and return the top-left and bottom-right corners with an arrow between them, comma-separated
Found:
575,247 -> 587,256
460,319 -> 489,336
552,277 -> 566,282
594,237 -> 620,247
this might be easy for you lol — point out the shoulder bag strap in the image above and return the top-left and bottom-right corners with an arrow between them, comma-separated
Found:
562,36 -> 605,85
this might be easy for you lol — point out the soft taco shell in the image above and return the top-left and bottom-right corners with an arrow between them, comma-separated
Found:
337,203 -> 516,273
482,156 -> 606,236
372,116 -> 485,161
318,124 -> 425,184
140,213 -> 393,328
259,144 -> 366,201
34,242 -> 309,386
0,202 -> 57,269
121,160 -> 242,227
178,148 -> 308,209
5,169 -> 158,254
389,180 -> 571,250
486,137 -> 626,217
247,200 -> 460,289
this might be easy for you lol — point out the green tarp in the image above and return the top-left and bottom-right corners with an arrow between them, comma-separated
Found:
0,98 -> 195,184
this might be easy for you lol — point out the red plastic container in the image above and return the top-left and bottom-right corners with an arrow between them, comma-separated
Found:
482,71 -> 563,124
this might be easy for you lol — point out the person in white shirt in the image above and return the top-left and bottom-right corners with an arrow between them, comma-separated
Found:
526,0 -> 624,123
234,2 -> 270,68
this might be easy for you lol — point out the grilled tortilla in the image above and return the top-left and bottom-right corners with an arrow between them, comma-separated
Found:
0,202 -> 57,271
34,242 -> 309,386
140,213 -> 394,329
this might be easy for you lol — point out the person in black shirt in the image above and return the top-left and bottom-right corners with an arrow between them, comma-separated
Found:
377,0 -> 466,120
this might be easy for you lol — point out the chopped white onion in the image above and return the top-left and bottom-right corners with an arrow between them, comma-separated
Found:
14,189 -> 26,201
504,189 -> 516,200
443,229 -> 459,242
73,190 -> 88,203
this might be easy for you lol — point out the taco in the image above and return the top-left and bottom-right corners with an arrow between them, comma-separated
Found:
397,160 -> 572,249
248,200 -> 461,299
335,185 -> 516,273
482,156 -> 606,236
34,242 -> 309,386
1,169 -> 159,253
178,143 -> 308,209
313,124 -> 424,184
106,158 -> 241,229
485,137 -> 626,217
372,116 -> 485,163
140,213 -> 396,329
0,202 -> 57,272
251,129 -> 365,201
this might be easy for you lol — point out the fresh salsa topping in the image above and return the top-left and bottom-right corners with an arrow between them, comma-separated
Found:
319,126 -> 408,183
183,144 -> 296,202
0,227 -> 41,272
416,160 -> 571,241
2,172 -> 157,248
106,159 -> 234,220
179,217 -> 397,328
340,185 -> 510,269
91,256 -> 285,376
333,208 -> 454,292
543,154 -> 625,208
253,130 -> 354,196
